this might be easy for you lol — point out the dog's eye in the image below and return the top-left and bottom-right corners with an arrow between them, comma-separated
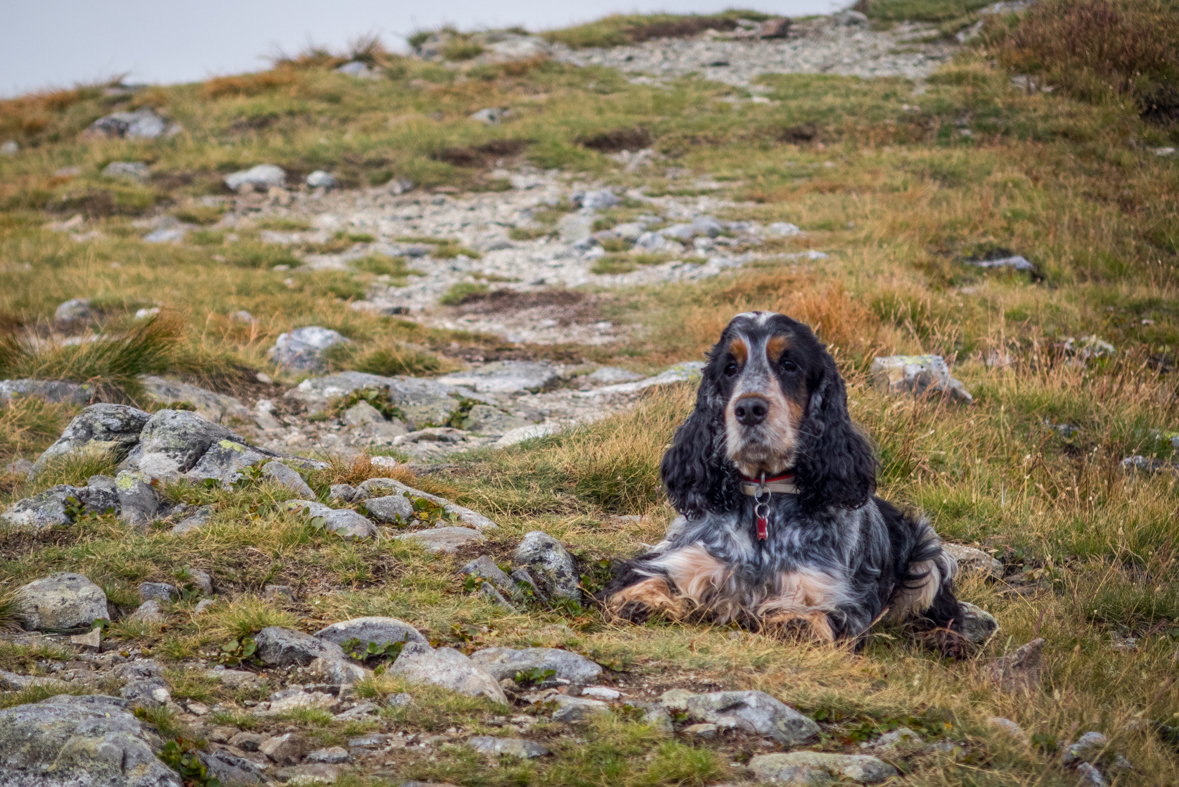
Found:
781,359 -> 798,373
724,361 -> 739,377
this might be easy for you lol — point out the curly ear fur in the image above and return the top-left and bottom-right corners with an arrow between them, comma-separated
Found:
660,366 -> 738,518
793,351 -> 877,510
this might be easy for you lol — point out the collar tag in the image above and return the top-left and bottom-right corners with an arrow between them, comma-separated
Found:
740,472 -> 798,497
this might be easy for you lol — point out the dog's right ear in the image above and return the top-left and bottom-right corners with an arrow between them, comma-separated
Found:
661,364 -> 736,517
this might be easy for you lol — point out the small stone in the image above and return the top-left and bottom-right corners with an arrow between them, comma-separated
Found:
575,189 -> 620,210
985,716 -> 1029,744
871,355 -> 972,403
1075,762 -> 1107,786
459,555 -> 516,595
396,527 -> 485,553
277,763 -> 339,784
265,583 -> 295,600
468,735 -> 550,758
16,573 -> 109,630
335,702 -> 381,720
967,253 -> 1035,271
270,326 -> 350,372
172,505 -> 214,535
230,731 -> 267,751
986,638 -> 1044,694
323,508 -> 378,539
767,222 -> 802,237
185,568 -> 213,595
102,161 -> 150,181
329,484 -> 357,503
261,461 -> 315,498
480,583 -> 517,611
260,732 -> 308,766
1062,731 -> 1110,766
471,647 -> 603,685
685,691 -> 819,745
54,298 -> 94,323
347,733 -> 388,749
309,657 -> 371,686
69,627 -> 102,650
264,690 -> 340,715
187,701 -> 209,715
83,107 -> 169,140
862,727 -> 923,754
682,722 -> 718,739
750,751 -> 897,784
581,686 -> 621,700
942,543 -> 1003,580
225,164 -> 286,192
470,107 -> 510,125
638,703 -> 674,733
306,170 -> 337,189
363,494 -> 414,524
314,616 -> 429,650
306,746 -> 350,764
0,140 -> 18,155
659,688 -> 694,711
129,599 -> 165,623
386,642 -> 508,703
586,366 -> 643,384
193,598 -> 216,614
139,582 -> 178,602
514,531 -> 582,603
255,626 -> 347,666
551,695 -> 610,723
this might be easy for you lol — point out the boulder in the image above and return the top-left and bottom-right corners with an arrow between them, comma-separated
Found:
323,509 -> 378,539
270,326 -> 349,372
438,361 -> 563,394
314,617 -> 429,650
138,376 -> 252,424
363,494 -> 415,524
284,371 -> 478,428
255,626 -> 348,666
749,752 -> 897,784
986,637 -> 1044,694
0,694 -> 182,786
386,642 -> 508,703
467,736 -> 549,758
0,379 -> 93,407
870,355 -> 973,403
121,409 -> 245,480
470,647 -> 602,685
32,403 -> 151,476
261,461 -> 315,498
359,477 -> 499,530
684,691 -> 819,744
961,601 -> 1000,643
225,164 -> 286,192
83,108 -> 169,140
17,573 -> 109,630
514,531 -> 582,603
942,543 -> 1003,580
396,527 -> 485,553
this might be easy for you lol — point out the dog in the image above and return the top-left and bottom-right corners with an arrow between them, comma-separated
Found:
604,311 -> 963,644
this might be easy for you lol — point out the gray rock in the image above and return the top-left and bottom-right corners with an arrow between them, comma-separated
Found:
285,371 -> 477,428
0,694 -> 181,786
310,657 -> 376,687
633,230 -> 670,250
942,543 -> 1003,580
1,485 -> 80,529
84,108 -> 169,140
139,582 -> 178,602
115,471 -> 161,530
193,599 -> 216,614
329,484 -> 358,503
471,647 -> 602,685
4,457 -> 34,477
260,731 -> 307,766
495,423 -> 561,447
468,736 -> 549,758
122,409 -> 245,480
261,461 -> 315,498
985,716 -> 1029,744
576,189 -> 620,210
750,752 -> 896,784
660,223 -> 696,242
185,440 -> 281,488
225,164 -> 286,192
55,298 -> 93,322
510,568 -> 546,601
585,366 -> 643,384
306,746 -> 350,764
306,170 -> 337,189
314,617 -> 429,651
967,254 -> 1035,271
480,582 -> 516,611
117,660 -> 171,708
274,763 -> 339,784
1075,762 -> 1107,787
1062,731 -> 1110,766
0,140 -> 18,155
986,637 -> 1043,694
185,567 -> 213,595
270,326 -> 349,371
17,573 -> 109,631
834,9 -> 870,26
138,376 -> 251,424
342,400 -> 383,426
684,691 -> 819,744
129,599 -> 165,623
287,499 -> 334,519
514,531 -> 582,603
580,361 -> 705,397
470,107 -> 509,125
439,361 -> 563,393
767,222 -> 802,236
102,161 -> 150,181
459,555 -> 515,595
961,601 -> 999,644
460,405 -> 529,436
323,508 -> 378,539
861,726 -> 923,754
32,403 -> 151,476
550,695 -> 609,723
557,212 -> 596,243
682,722 -> 718,739
0,379 -> 94,407
871,355 -> 973,403
363,494 -> 415,524
171,505 -> 214,534
396,527 -> 486,553
200,748 -> 266,785
360,477 -> 499,530
255,626 -> 348,666
387,642 -> 508,703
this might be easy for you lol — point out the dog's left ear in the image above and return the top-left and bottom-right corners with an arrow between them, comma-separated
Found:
793,351 -> 877,510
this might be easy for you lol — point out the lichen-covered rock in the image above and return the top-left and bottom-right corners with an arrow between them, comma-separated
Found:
32,404 -> 151,476
185,440 -> 278,487
749,751 -> 897,784
284,371 -> 481,429
138,376 -> 252,424
0,694 -> 181,787
514,531 -> 582,603
270,326 -> 348,372
255,626 -> 348,667
684,691 -> 819,744
870,355 -> 973,403
121,409 -> 245,480
314,617 -> 429,651
0,379 -> 94,407
386,642 -> 508,703
17,573 -> 109,631
117,660 -> 171,708
1,485 -> 79,529
139,582 -> 178,602
470,647 -> 602,685
115,471 -> 161,530
359,477 -> 499,530
395,527 -> 485,553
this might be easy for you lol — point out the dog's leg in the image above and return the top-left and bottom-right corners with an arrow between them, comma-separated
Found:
606,544 -> 737,623
606,576 -> 689,623
886,520 -> 963,632
756,568 -> 851,641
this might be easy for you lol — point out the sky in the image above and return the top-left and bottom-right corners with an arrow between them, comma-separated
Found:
0,0 -> 844,98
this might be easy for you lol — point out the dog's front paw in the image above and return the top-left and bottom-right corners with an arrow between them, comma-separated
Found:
761,611 -> 835,642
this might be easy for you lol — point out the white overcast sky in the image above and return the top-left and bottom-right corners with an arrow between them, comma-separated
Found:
1,0 -> 844,98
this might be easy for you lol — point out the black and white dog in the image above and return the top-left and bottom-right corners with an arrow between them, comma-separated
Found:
605,311 -> 963,643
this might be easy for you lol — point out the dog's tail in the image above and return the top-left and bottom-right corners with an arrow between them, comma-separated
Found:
887,518 -> 964,632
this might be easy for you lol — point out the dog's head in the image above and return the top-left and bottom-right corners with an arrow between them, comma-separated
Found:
661,311 -> 876,516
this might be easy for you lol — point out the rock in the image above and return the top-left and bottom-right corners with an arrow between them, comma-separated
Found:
115,471 -> 161,530
0,378 -> 94,407
270,326 -> 350,371
363,494 -> 415,524
0,694 -> 182,786
200,748 -> 266,785
323,508 -> 378,539
1075,762 -> 1107,786
468,736 -> 549,758
510,568 -> 545,601
129,599 -> 165,623
206,668 -> 260,688
585,366 -> 643,384
306,746 -> 350,764
684,691 -> 819,744
470,107 -> 510,125
285,371 -> 476,428
172,505 -> 214,534
265,583 -> 295,600
17,573 -> 108,631
306,170 -> 337,189
342,400 -> 383,426
329,484 -> 358,503
967,254 -> 1035,271
682,722 -> 718,739
834,9 -> 870,26
102,161 -> 150,181
121,409 -> 245,480
986,637 -> 1044,694
275,763 -> 339,784
308,657 -> 373,686
767,222 -> 803,237
759,16 -> 791,38
117,660 -> 171,708
750,752 -> 896,784
0,140 -> 18,155
260,732 -> 307,766
634,230 -> 671,250
255,626 -> 348,666
139,582 -> 178,602
1,485 -> 80,529
360,477 -> 499,531
961,601 -> 1000,644
550,695 -> 610,723
514,531 -> 582,603
582,686 -> 620,700
1061,335 -> 1115,363
184,568 -> 214,595
862,727 -> 923,754
261,461 -> 315,498
985,716 -> 1029,744
186,440 -> 286,488
337,60 -> 376,77
4,457 -> 34,477
575,189 -> 621,210
32,403 -> 151,475
387,642 -> 508,703
471,647 -> 603,685
54,297 -> 94,322
440,361 -> 562,394
459,555 -> 516,595
580,361 -> 705,397
138,376 -> 251,424
638,703 -> 674,733
314,617 -> 429,651
495,423 -> 561,447
287,499 -> 334,519
460,405 -> 529,436
71,627 -> 102,650
942,543 -> 1003,580
480,583 -> 517,611
1062,731 -> 1110,766
193,599 -> 216,614
225,164 -> 286,192
396,527 -> 486,553
263,689 -> 340,715
89,108 -> 171,140
871,355 -> 973,403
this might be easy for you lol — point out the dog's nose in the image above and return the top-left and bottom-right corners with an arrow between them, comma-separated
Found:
734,396 -> 769,426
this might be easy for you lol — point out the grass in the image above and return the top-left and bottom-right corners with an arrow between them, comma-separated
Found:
543,10 -> 772,49
1,3 -> 1179,784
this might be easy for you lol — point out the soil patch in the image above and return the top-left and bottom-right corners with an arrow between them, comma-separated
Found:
578,127 -> 653,152
433,139 -> 531,167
